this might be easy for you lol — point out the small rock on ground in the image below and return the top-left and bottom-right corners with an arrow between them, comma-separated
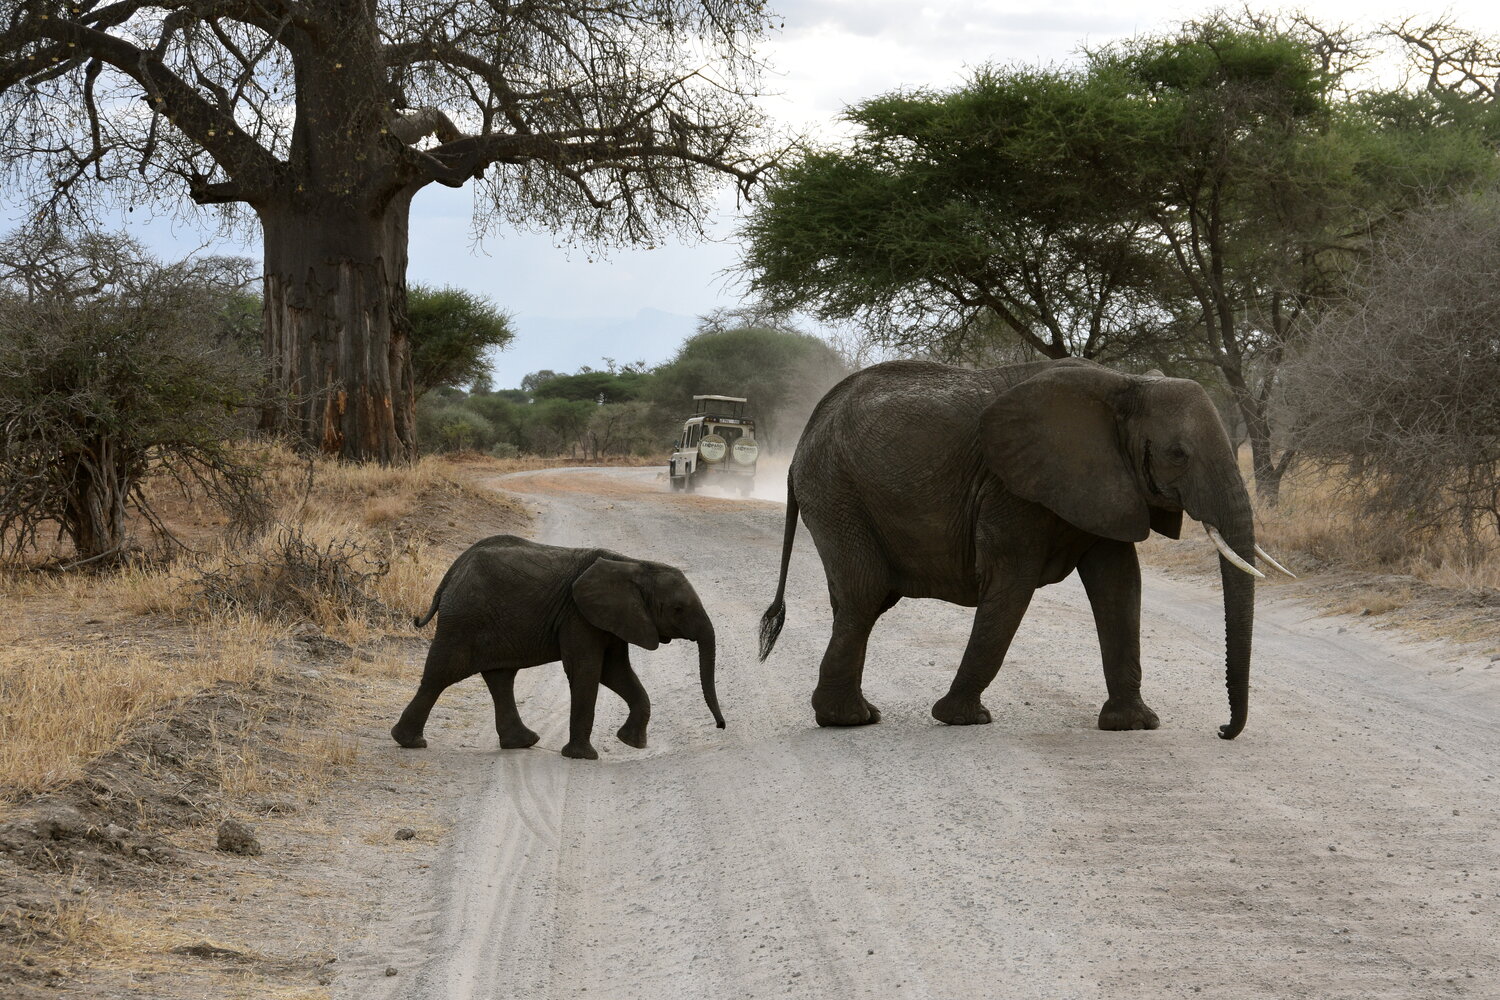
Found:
216,819 -> 262,856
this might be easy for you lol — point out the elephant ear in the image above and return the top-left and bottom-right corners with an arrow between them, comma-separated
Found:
572,558 -> 660,650
980,366 -> 1150,542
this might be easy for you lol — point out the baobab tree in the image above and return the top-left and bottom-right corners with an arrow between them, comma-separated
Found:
0,1 -> 773,461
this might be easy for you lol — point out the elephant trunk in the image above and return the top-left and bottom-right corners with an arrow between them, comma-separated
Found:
1209,492 -> 1256,740
694,619 -> 725,729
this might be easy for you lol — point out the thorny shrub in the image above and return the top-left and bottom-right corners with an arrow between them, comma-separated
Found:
1282,193 -> 1500,553
190,522 -> 400,628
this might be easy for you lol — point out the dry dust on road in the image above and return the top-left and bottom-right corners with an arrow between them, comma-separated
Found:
340,467 -> 1499,1000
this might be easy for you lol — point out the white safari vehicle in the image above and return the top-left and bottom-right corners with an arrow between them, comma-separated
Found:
668,395 -> 758,495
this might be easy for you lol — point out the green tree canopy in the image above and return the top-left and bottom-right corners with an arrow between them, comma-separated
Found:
407,286 -> 515,397
743,64 -> 1172,363
533,369 -> 652,404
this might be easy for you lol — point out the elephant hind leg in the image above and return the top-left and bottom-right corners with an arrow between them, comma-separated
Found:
812,612 -> 884,727
813,585 -> 894,727
800,500 -> 893,726
391,633 -> 469,748
481,669 -> 540,749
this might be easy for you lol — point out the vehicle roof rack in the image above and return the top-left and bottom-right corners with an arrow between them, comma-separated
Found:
692,394 -> 749,417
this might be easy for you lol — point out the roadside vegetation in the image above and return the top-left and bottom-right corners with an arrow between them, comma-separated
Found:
0,442 -> 530,801
416,314 -> 849,459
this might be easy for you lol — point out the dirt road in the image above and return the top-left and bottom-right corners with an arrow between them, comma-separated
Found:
341,468 -> 1499,1000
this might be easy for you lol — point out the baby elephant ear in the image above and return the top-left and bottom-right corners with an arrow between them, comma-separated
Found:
572,558 -> 660,650
980,365 -> 1150,543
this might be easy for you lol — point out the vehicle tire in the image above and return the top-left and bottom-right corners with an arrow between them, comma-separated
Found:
683,470 -> 696,493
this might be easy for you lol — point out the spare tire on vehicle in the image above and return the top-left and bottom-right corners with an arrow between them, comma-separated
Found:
698,433 -> 727,464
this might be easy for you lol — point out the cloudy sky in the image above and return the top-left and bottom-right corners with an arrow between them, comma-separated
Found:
13,2 -> 1500,386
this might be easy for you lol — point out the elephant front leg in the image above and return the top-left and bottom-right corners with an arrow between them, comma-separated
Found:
1078,539 -> 1159,732
932,580 -> 1034,726
559,629 -> 605,759
481,669 -> 540,749
600,645 -> 651,749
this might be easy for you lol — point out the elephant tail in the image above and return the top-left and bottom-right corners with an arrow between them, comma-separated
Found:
413,590 -> 442,629
758,474 -> 798,661
413,555 -> 462,629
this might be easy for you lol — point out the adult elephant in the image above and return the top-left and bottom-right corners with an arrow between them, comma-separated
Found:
393,535 -> 724,759
759,358 -> 1291,740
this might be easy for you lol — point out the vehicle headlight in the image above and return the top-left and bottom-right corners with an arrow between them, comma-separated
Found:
698,434 -> 727,463
732,438 -> 759,465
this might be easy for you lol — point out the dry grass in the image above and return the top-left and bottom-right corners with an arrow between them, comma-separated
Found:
0,619 -> 281,800
0,445 -> 530,802
1139,458 -> 1498,649
1250,464 -> 1499,588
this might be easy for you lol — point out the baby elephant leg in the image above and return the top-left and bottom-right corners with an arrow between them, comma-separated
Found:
600,644 -> 651,749
559,631 -> 606,760
482,669 -> 540,749
392,635 -> 467,748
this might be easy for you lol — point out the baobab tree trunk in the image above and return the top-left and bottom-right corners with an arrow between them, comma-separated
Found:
259,189 -> 418,464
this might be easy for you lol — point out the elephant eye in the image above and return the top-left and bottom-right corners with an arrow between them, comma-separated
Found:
1166,443 -> 1189,463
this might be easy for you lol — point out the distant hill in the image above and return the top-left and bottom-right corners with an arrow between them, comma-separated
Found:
487,308 -> 698,388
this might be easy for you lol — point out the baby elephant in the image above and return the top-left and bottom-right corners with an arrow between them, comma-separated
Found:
391,535 -> 724,760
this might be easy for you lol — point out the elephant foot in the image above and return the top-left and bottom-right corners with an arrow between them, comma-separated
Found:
616,722 -> 648,749
1097,698 -> 1160,732
812,689 -> 881,727
561,741 -> 599,760
391,725 -> 427,749
498,727 -> 540,749
931,693 -> 992,726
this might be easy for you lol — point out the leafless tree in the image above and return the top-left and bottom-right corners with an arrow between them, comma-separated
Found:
1386,17 -> 1500,100
0,1 -> 776,462
1281,193 -> 1500,547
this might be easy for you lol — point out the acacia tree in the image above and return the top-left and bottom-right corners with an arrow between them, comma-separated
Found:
1,1 -> 773,462
1109,16 -> 1500,500
741,65 -> 1176,365
407,284 -> 513,397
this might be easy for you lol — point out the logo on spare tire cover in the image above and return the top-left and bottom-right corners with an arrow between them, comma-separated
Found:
732,438 -> 758,464
698,434 -> 727,463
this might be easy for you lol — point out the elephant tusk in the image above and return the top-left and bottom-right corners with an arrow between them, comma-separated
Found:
1205,525 -> 1265,579
1254,544 -> 1297,579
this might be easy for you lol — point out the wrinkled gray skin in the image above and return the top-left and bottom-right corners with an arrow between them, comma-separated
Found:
760,358 -> 1256,740
394,535 -> 724,760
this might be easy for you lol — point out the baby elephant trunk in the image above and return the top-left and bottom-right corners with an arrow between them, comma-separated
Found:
694,621 -> 725,729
